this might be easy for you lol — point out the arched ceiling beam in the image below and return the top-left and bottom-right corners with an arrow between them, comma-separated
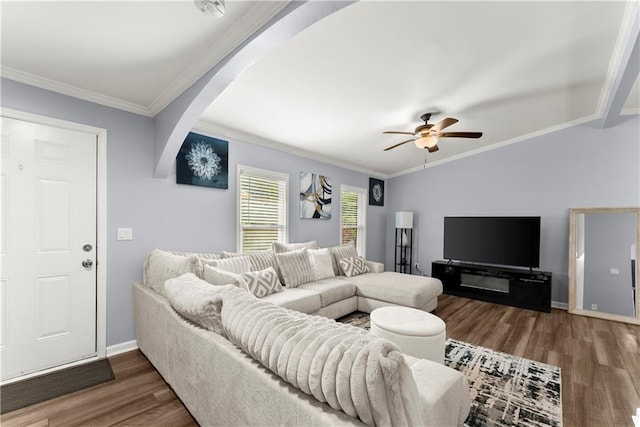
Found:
153,0 -> 356,178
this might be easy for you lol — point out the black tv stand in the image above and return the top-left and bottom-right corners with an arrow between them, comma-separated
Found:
431,260 -> 552,312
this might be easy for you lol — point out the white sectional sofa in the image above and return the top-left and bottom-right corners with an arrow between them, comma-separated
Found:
134,243 -> 470,426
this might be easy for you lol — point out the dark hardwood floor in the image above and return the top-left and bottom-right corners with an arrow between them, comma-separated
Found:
2,294 -> 639,426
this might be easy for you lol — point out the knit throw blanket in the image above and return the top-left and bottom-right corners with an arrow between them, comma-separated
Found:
216,286 -> 425,426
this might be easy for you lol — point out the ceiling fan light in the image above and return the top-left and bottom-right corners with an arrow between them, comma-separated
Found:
415,135 -> 438,149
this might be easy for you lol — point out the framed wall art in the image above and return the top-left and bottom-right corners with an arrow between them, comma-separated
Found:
369,177 -> 384,206
300,172 -> 332,219
176,132 -> 228,189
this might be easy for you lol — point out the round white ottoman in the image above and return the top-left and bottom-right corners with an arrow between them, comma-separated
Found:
370,306 -> 446,364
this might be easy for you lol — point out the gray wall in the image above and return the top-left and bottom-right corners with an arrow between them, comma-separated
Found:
386,115 -> 640,304
583,212 -> 636,316
1,78 -> 387,346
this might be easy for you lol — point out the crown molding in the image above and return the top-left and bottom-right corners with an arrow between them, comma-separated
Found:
1,66 -> 153,117
387,114 -> 599,179
147,1 -> 290,116
194,119 -> 388,179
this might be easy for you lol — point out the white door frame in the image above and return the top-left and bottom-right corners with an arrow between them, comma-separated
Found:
1,107 -> 108,366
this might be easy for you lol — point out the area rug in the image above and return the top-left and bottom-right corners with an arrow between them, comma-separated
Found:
0,358 -> 115,414
338,312 -> 562,427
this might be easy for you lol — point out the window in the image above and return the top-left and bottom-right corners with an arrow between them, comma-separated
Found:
237,165 -> 288,252
340,185 -> 367,257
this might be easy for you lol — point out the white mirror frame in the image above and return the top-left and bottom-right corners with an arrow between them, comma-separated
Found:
568,207 -> 640,325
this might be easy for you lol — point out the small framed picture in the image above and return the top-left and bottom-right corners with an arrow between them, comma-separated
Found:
176,132 -> 228,189
369,178 -> 384,206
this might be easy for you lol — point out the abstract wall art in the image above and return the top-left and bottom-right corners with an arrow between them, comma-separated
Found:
176,132 -> 228,189
300,172 -> 332,219
369,177 -> 384,206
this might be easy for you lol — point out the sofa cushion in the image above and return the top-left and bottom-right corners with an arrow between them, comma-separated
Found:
348,272 -> 443,308
206,256 -> 251,274
272,240 -> 319,254
298,277 -> 357,307
339,256 -> 371,277
260,287 -> 321,313
143,250 -> 203,297
307,248 -> 335,281
202,265 -> 249,290
239,267 -> 283,298
275,248 -> 315,288
327,242 -> 358,276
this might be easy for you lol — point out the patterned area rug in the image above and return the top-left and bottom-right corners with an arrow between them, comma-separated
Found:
338,312 -> 562,427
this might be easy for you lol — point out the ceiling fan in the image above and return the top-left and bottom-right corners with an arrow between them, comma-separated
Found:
383,112 -> 482,153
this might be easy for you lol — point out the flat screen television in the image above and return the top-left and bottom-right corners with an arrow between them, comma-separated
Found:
443,216 -> 541,268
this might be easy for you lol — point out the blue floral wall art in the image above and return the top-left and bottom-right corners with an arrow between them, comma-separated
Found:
176,132 -> 228,189
300,172 -> 332,219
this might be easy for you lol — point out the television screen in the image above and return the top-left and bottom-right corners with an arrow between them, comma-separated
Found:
443,216 -> 541,268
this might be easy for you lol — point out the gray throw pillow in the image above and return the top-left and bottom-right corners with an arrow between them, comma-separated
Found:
239,267 -> 283,297
338,256 -> 371,277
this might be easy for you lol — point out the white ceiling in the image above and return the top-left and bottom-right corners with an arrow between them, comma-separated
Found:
2,1 -> 639,176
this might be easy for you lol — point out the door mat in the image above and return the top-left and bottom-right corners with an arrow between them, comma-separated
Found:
338,311 -> 562,427
1,358 -> 115,414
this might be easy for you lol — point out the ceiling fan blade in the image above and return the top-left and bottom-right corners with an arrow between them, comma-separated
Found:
383,131 -> 415,135
430,117 -> 458,133
383,138 -> 414,151
437,131 -> 483,138
427,144 -> 439,153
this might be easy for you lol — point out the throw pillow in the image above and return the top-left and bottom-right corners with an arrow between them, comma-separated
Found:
206,256 -> 251,274
239,267 -> 283,297
272,240 -> 319,254
275,248 -> 315,288
170,251 -> 220,260
338,256 -> 370,277
203,265 -> 249,291
328,242 -> 358,276
143,250 -> 203,297
164,273 -> 246,335
307,248 -> 335,281
221,250 -> 277,272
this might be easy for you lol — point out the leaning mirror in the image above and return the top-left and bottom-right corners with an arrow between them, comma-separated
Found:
569,207 -> 640,325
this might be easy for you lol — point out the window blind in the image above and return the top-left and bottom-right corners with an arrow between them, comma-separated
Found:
340,186 -> 366,257
238,167 -> 288,252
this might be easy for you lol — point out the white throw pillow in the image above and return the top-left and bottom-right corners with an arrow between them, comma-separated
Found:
239,267 -> 283,297
206,256 -> 251,274
143,250 -> 203,297
203,265 -> 249,290
275,248 -> 315,288
272,240 -> 319,254
307,248 -> 335,281
338,256 -> 371,277
221,250 -> 277,272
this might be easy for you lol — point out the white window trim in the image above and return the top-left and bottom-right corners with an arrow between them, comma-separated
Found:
236,164 -> 289,252
340,184 -> 367,258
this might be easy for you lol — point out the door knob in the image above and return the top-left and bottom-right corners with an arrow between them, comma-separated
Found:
82,259 -> 93,269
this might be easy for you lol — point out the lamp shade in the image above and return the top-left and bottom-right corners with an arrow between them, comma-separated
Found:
395,211 -> 413,229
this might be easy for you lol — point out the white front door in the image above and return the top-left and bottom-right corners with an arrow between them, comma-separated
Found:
1,117 -> 98,381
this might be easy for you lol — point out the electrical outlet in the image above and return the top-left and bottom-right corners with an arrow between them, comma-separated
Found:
609,268 -> 619,275
591,304 -> 598,311
415,263 -> 419,270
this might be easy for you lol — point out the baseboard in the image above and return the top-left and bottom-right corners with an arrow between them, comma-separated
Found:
106,340 -> 138,357
551,301 -> 568,310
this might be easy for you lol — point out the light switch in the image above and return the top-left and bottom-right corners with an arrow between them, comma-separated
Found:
609,268 -> 619,275
117,227 -> 133,241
